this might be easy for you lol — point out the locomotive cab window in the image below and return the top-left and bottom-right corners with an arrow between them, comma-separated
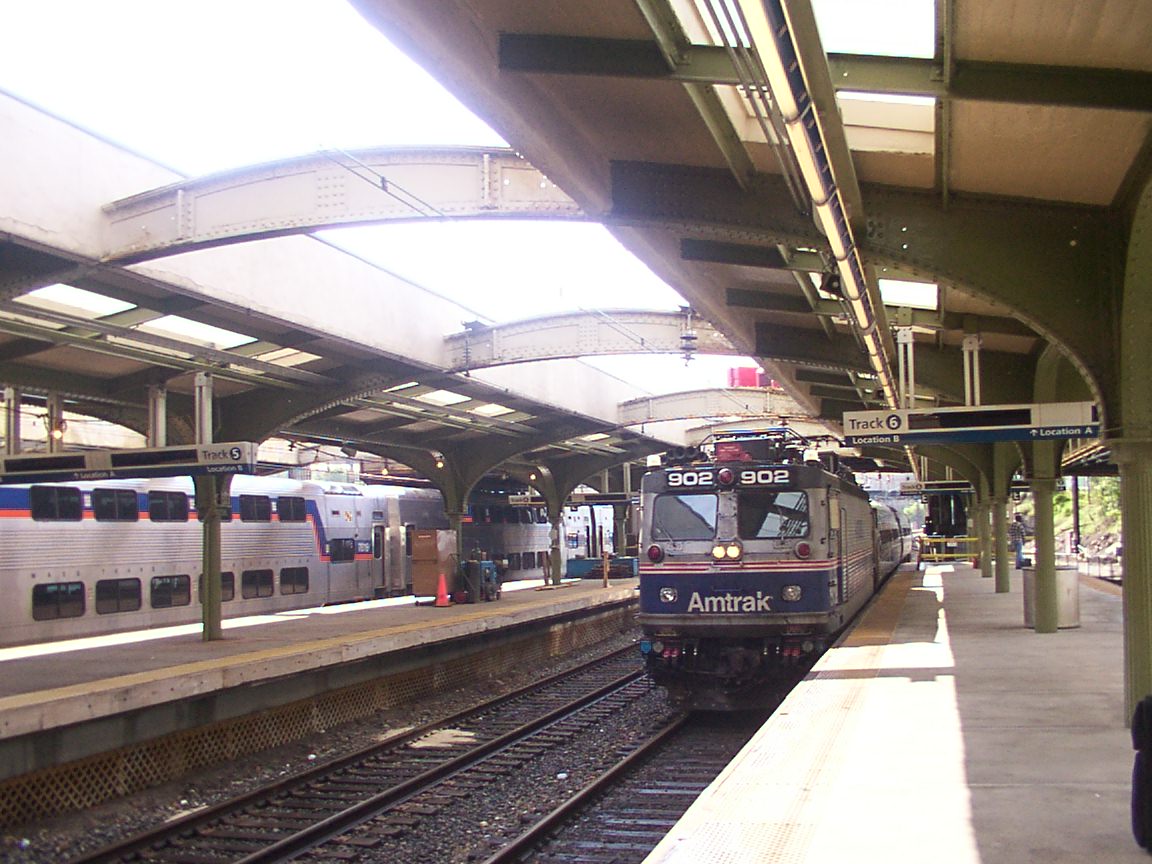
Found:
30,485 -> 82,521
93,488 -> 139,521
651,493 -> 718,540
239,494 -> 272,522
328,537 -> 356,562
32,582 -> 86,620
148,490 -> 189,522
737,490 -> 810,539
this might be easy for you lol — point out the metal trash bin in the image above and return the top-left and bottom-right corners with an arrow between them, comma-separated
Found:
1023,565 -> 1080,629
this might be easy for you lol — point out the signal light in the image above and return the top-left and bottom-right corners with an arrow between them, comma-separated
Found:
646,544 -> 664,563
794,541 -> 811,559
717,467 -> 735,486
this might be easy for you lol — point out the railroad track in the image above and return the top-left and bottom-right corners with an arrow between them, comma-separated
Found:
481,711 -> 765,864
68,646 -> 663,864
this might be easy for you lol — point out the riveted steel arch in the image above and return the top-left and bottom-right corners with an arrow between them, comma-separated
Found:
101,147 -> 583,263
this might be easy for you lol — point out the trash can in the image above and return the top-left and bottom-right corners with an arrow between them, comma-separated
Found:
1023,565 -> 1080,629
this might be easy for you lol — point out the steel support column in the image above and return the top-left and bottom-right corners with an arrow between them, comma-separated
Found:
1030,477 -> 1059,633
3,387 -> 20,455
1113,440 -> 1152,720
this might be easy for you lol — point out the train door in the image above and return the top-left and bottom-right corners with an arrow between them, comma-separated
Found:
371,524 -> 386,598
827,490 -> 845,606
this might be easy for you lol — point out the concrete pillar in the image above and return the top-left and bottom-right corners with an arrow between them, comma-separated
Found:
992,496 -> 1011,593
1030,477 -> 1059,633
1112,440 -> 1152,720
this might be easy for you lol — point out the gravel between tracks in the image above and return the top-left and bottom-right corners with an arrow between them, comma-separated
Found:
0,629 -> 642,864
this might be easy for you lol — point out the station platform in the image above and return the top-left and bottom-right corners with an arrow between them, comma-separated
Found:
643,563 -> 1144,863
0,577 -> 637,826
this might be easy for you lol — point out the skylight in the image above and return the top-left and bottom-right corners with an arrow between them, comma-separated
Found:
417,389 -> 471,407
472,403 -> 514,417
811,0 -> 935,59
253,347 -> 323,368
136,316 -> 254,349
879,278 -> 938,310
17,284 -> 134,317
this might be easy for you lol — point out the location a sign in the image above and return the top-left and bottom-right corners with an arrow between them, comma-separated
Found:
842,402 -> 1099,446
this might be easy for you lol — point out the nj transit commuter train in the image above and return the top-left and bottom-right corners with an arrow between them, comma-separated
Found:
0,475 -> 576,647
636,430 -> 910,707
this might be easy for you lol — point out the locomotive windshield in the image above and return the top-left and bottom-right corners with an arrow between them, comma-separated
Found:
737,490 -> 809,539
651,493 -> 717,540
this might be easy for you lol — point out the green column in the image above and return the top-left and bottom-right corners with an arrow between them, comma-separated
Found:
549,513 -> 563,585
195,475 -> 223,642
976,499 -> 993,578
1113,440 -> 1152,720
1030,477 -> 1059,633
992,496 -> 1011,593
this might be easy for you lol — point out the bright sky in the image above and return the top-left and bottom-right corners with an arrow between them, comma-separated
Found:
0,0 -> 753,393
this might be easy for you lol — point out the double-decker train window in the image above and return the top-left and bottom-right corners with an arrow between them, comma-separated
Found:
150,575 -> 191,608
148,490 -> 189,522
30,485 -> 82,520
651,492 -> 718,540
198,571 -> 236,602
328,537 -> 356,562
737,490 -> 809,539
277,495 -> 307,522
92,488 -> 139,521
95,578 -> 142,614
239,494 -> 272,522
241,569 -> 274,598
507,552 -> 522,570
32,582 -> 86,620
280,566 -> 309,595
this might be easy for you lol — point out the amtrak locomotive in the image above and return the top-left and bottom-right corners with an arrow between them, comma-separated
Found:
637,430 -> 909,707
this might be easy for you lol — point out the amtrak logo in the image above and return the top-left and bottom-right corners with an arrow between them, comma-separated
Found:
687,591 -> 772,612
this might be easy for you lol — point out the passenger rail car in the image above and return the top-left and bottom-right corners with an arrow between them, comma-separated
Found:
0,476 -> 455,647
637,432 -> 909,707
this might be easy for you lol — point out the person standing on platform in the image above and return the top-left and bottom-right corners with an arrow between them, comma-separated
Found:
1009,513 -> 1027,569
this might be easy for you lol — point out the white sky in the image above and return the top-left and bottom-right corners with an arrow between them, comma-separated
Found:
0,0 -> 754,393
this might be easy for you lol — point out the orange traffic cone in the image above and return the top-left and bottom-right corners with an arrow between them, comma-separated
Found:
434,572 -> 452,607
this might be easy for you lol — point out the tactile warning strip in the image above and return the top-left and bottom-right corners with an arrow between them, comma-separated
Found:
0,606 -> 631,827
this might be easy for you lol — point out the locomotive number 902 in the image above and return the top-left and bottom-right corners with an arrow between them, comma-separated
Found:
666,468 -> 791,487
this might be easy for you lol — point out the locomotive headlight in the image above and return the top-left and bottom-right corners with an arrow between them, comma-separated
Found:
781,584 -> 803,602
712,542 -> 742,561
659,587 -> 678,603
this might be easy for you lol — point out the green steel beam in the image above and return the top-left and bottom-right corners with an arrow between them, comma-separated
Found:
754,321 -> 871,373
